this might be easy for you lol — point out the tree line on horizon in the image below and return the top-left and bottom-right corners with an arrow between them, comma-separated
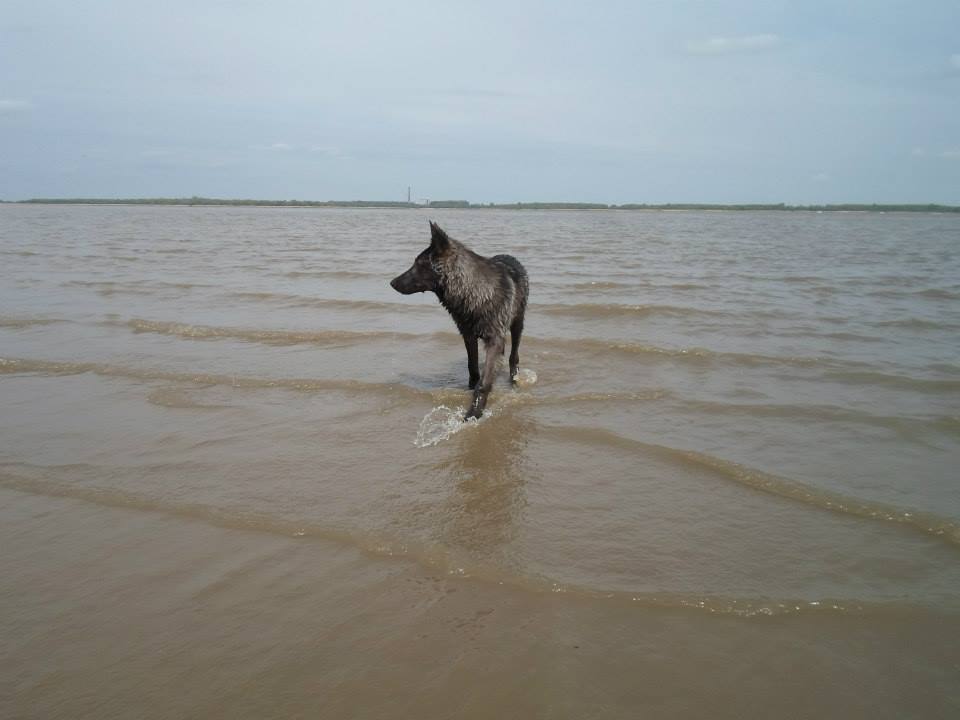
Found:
7,197 -> 960,212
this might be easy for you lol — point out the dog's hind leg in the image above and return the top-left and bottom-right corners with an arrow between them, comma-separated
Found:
509,314 -> 524,382
465,335 -> 504,420
463,333 -> 480,389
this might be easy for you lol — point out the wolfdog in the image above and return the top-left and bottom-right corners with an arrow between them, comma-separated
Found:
390,221 -> 529,420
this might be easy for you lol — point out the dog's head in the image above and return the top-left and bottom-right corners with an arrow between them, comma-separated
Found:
389,221 -> 452,295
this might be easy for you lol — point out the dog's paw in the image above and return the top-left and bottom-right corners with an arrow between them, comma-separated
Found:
464,397 -> 484,421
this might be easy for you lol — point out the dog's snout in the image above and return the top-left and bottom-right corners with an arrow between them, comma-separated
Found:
390,273 -> 414,294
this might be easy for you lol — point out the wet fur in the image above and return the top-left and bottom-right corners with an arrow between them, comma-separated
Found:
390,222 -> 528,420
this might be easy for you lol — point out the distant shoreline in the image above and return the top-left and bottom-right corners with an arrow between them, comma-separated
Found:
5,198 -> 959,213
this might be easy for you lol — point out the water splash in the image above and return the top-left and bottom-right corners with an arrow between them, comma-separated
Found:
414,405 -> 478,448
414,369 -> 537,447
514,368 -> 538,387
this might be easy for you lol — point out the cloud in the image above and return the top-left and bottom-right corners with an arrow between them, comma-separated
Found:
309,145 -> 345,157
250,142 -> 293,151
950,54 -> 960,71
686,34 -> 781,56
913,147 -> 960,160
0,99 -> 32,113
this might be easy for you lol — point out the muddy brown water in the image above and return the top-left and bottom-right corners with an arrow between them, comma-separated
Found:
2,205 -> 959,717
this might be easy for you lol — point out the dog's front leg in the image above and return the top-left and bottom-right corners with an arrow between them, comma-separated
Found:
464,335 -> 504,420
463,333 -> 480,389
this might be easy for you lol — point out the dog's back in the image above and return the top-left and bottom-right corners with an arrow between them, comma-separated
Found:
438,247 -> 526,343
489,253 -> 528,329
491,254 -> 528,295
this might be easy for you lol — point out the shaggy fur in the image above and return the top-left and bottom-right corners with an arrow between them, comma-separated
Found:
390,221 -> 529,420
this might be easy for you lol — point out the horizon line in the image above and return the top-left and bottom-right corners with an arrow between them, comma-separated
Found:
4,197 -> 960,212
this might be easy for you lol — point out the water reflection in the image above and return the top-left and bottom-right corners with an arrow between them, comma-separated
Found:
437,407 -> 536,557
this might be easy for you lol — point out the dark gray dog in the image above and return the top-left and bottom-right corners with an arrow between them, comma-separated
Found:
390,221 -> 529,420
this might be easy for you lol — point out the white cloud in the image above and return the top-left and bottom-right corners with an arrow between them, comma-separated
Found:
250,142 -> 293,151
0,99 -> 32,113
309,145 -> 342,156
686,34 -> 781,55
914,147 -> 960,160
812,172 -> 830,182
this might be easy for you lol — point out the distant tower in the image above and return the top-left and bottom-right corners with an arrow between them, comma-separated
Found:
407,186 -> 411,203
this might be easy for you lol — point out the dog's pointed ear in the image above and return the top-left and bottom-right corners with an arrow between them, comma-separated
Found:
429,221 -> 451,253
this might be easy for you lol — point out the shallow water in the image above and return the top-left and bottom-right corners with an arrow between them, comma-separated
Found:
2,205 -> 959,717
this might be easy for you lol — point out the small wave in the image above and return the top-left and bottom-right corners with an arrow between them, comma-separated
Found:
559,280 -> 710,292
85,310 -> 902,378
569,280 -> 635,291
540,425 -> 960,548
529,336 -> 960,387
874,318 -> 952,331
778,275 -> 826,284
63,280 -> 157,296
0,249 -> 42,257
150,281 -> 216,290
0,469 -> 945,618
0,355 -> 694,417
0,356 -> 433,401
146,387 -> 233,410
539,389 -> 669,406
823,370 -> 960,393
226,292 -> 429,313
868,287 -> 960,301
927,362 -> 960,375
663,282 -> 711,291
534,302 -> 721,320
680,399 -> 958,439
933,416 -> 960,436
0,357 -> 90,377
529,336 -> 856,371
772,328 -> 887,343
63,280 -> 211,294
0,316 -> 63,329
0,355 -> 541,412
124,318 -> 426,346
282,270 -> 384,279
915,288 -> 960,301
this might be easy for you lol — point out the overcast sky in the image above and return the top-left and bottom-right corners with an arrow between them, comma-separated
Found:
1,0 -> 958,203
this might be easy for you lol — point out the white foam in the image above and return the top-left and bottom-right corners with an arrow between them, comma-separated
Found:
514,368 -> 538,386
414,405 -> 477,448
414,369 -> 536,448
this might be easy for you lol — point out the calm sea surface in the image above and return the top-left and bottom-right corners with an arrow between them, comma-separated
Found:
2,205 -> 958,717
